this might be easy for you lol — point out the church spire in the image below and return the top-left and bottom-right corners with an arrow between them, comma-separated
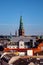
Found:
19,16 -> 24,30
18,16 -> 24,36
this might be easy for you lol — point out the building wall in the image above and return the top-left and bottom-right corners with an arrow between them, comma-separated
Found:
7,45 -> 18,48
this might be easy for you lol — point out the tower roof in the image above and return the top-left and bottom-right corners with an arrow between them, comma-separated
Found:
19,16 -> 24,30
18,16 -> 24,36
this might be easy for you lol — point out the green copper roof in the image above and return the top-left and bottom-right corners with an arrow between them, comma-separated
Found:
19,16 -> 24,30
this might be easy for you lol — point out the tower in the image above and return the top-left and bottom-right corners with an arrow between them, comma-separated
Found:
18,16 -> 24,36
15,30 -> 17,36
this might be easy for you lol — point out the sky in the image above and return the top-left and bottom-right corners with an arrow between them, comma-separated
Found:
0,0 -> 43,35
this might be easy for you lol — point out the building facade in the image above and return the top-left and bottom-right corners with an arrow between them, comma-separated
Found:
7,16 -> 37,49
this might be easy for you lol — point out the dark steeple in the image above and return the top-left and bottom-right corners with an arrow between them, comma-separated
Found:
19,16 -> 24,30
18,16 -> 24,36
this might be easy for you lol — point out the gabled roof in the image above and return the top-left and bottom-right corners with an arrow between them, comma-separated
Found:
11,36 -> 36,42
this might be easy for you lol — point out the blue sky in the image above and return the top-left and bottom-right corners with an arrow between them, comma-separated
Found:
0,0 -> 43,35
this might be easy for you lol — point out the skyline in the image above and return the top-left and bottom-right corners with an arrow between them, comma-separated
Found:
0,0 -> 43,35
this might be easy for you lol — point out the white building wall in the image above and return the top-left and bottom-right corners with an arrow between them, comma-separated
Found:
19,41 -> 25,48
7,45 -> 17,48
